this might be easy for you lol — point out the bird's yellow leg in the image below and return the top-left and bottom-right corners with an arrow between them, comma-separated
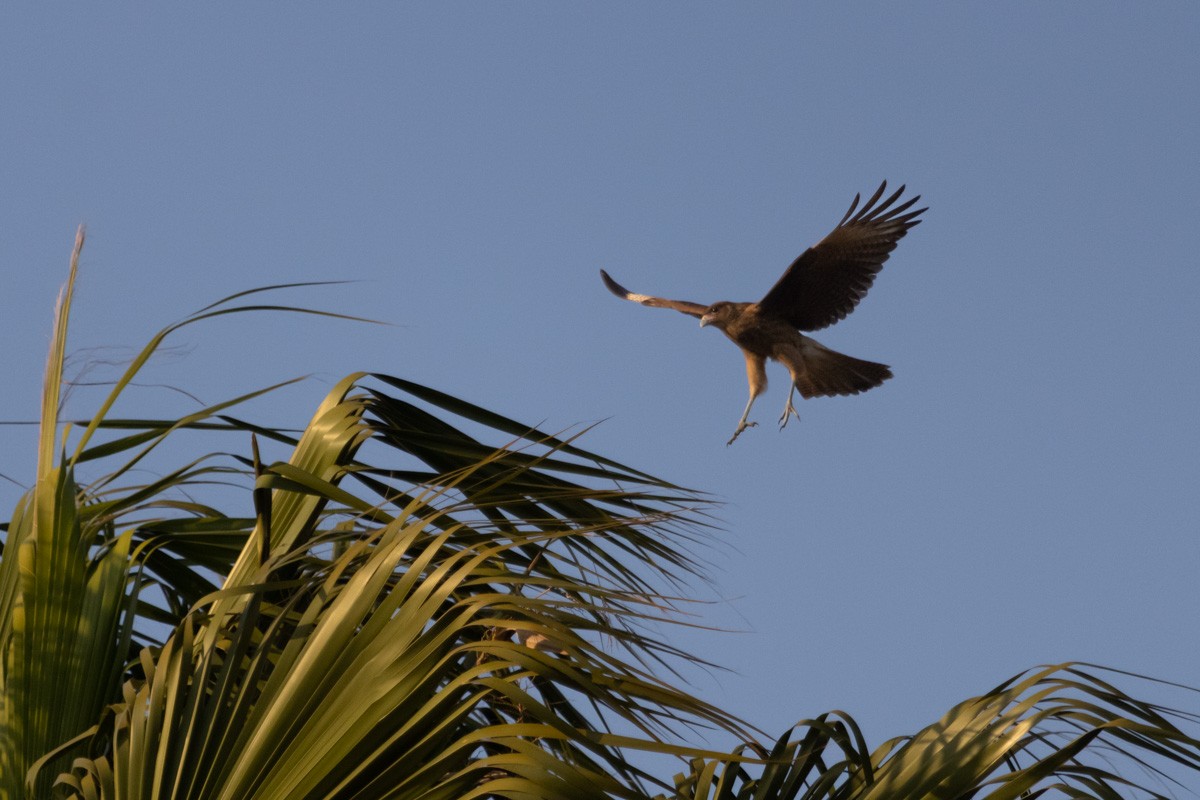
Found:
779,385 -> 801,430
728,353 -> 767,446
727,395 -> 759,446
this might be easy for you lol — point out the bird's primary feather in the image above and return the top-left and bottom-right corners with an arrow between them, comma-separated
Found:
757,181 -> 925,331
599,269 -> 707,318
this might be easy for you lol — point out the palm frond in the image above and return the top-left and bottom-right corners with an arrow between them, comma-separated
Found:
6,233 -> 739,800
661,664 -> 1200,800
48,452 -> 741,799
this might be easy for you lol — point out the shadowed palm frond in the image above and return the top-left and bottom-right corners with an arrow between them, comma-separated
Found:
660,663 -> 1200,800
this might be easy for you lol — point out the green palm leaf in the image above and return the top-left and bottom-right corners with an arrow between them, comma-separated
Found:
46,441 -> 742,799
6,232 -> 740,799
661,665 -> 1200,800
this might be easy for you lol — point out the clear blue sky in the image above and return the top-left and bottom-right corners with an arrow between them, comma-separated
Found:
3,5 -> 1198,753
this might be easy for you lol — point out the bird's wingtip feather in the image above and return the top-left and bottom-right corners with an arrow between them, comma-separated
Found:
599,269 -> 631,299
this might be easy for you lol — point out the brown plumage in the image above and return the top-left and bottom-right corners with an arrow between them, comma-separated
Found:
601,181 -> 925,444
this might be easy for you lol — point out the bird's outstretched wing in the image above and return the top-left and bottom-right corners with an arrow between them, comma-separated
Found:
758,181 -> 926,332
600,270 -> 707,318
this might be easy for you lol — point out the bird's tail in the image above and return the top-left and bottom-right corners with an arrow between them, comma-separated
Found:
789,338 -> 892,399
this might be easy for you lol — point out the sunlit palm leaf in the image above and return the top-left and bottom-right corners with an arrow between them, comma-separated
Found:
49,461 -> 741,799
661,664 -> 1200,800
6,234 -> 739,799
0,231 -> 137,799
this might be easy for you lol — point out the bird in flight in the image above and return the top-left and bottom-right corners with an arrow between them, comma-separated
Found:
601,181 -> 925,445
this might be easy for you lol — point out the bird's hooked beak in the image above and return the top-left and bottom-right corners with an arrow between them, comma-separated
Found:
699,313 -> 714,328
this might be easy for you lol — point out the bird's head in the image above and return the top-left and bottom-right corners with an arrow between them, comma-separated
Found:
700,302 -> 735,330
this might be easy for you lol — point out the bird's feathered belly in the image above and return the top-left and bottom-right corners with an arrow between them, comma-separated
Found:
724,310 -> 803,360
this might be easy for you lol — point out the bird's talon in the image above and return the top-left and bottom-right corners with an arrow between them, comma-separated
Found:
778,404 -> 800,430
726,420 -> 757,446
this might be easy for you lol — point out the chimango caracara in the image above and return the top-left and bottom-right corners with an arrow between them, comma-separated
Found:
601,181 -> 925,445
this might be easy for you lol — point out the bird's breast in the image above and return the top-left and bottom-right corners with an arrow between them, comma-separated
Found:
725,310 -> 800,357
